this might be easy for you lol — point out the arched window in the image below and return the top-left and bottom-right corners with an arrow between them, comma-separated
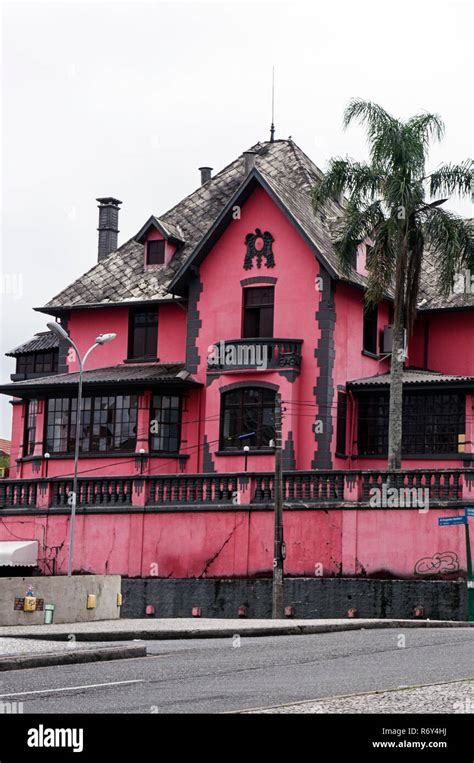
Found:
220,386 -> 276,451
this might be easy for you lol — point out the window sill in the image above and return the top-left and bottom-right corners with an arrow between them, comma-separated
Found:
352,453 -> 468,460
17,451 -> 171,461
148,452 -> 189,459
361,350 -> 380,360
335,452 -> 348,459
123,357 -> 160,364
215,449 -> 275,457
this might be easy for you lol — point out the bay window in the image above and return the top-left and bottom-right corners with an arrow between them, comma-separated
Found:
149,395 -> 181,452
45,394 -> 138,453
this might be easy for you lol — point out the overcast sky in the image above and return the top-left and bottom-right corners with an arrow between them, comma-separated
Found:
0,0 -> 472,438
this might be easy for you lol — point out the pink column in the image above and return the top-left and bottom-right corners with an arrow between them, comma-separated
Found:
136,391 -> 151,454
36,481 -> 53,509
33,400 -> 46,458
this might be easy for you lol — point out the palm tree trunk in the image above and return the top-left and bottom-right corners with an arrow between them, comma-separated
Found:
387,237 -> 408,470
387,326 -> 404,469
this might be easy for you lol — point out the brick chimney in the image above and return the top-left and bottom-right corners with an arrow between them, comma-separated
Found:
96,197 -> 122,261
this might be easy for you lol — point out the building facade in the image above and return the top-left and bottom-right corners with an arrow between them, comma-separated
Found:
1,140 -> 473,580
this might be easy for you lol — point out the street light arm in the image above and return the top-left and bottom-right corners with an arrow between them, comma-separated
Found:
46,321 -> 116,577
82,342 -> 100,369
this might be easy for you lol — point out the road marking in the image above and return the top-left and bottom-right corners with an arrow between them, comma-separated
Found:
0,679 -> 144,699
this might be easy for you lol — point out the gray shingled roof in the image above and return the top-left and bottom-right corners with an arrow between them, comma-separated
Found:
39,140 -> 359,311
348,368 -> 474,388
0,363 -> 200,394
6,331 -> 59,357
38,139 -> 473,313
418,235 -> 474,311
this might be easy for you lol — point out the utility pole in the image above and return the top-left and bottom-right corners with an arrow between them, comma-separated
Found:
272,393 -> 284,618
465,513 -> 474,621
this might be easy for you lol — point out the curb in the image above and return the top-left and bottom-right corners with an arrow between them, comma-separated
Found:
0,644 -> 147,671
1,620 -> 472,642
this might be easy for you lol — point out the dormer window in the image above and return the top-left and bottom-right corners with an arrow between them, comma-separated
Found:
147,240 -> 165,266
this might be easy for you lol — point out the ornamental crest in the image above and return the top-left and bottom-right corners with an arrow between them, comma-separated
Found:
243,228 -> 275,270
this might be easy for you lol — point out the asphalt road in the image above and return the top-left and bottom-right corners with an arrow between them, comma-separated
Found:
0,628 -> 472,714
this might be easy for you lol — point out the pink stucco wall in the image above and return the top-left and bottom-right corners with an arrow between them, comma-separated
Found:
66,308 -> 130,371
194,185 -> 325,471
0,509 -> 469,579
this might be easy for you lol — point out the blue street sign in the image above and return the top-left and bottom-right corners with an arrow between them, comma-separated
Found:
438,516 -> 467,526
465,508 -> 474,517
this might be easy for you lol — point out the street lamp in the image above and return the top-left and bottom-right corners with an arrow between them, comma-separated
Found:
47,322 -> 116,576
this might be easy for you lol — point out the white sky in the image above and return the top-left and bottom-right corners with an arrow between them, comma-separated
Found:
0,0 -> 472,438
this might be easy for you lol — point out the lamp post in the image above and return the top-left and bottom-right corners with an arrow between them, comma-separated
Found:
47,322 -> 116,576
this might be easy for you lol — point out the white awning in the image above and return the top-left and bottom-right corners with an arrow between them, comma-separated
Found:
0,540 -> 38,567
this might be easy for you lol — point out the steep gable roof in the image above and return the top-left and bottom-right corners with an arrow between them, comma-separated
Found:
36,139 -> 473,314
37,140 -> 361,312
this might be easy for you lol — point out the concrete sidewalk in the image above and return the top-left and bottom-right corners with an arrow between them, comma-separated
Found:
0,636 -> 146,671
0,617 -> 472,641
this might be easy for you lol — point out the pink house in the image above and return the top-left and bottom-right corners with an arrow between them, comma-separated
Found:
1,140 -> 473,586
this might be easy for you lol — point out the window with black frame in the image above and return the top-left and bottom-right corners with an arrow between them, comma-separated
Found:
128,308 -> 158,360
220,387 -> 276,450
17,351 -> 58,375
363,304 -> 378,355
242,287 -> 274,338
45,395 -> 138,453
146,240 -> 166,266
336,391 -> 347,455
149,395 -> 181,452
357,391 -> 465,456
24,400 -> 38,456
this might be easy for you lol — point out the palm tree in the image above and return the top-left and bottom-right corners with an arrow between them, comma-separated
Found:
312,100 -> 472,469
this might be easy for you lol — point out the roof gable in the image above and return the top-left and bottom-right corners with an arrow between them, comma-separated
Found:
36,139 -> 473,313
135,216 -> 185,245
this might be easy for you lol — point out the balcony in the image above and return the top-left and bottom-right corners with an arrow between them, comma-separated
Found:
207,338 -> 303,373
0,468 -> 473,511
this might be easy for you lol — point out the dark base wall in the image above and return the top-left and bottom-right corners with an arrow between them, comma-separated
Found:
121,578 -> 467,621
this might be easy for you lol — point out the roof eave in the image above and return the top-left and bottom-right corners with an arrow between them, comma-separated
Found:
349,379 -> 474,392
33,295 -> 187,316
0,376 -> 201,399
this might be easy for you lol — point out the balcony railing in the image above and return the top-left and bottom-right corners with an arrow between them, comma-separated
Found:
0,469 -> 473,510
207,338 -> 303,371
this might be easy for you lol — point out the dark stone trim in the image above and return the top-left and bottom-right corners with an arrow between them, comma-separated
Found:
207,370 -> 298,385
282,431 -> 296,469
240,276 -> 277,287
1,501 -> 472,517
215,449 -> 275,456
312,270 -> 336,469
202,435 -> 215,472
277,370 -> 299,383
218,380 -> 279,395
185,276 -> 203,374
